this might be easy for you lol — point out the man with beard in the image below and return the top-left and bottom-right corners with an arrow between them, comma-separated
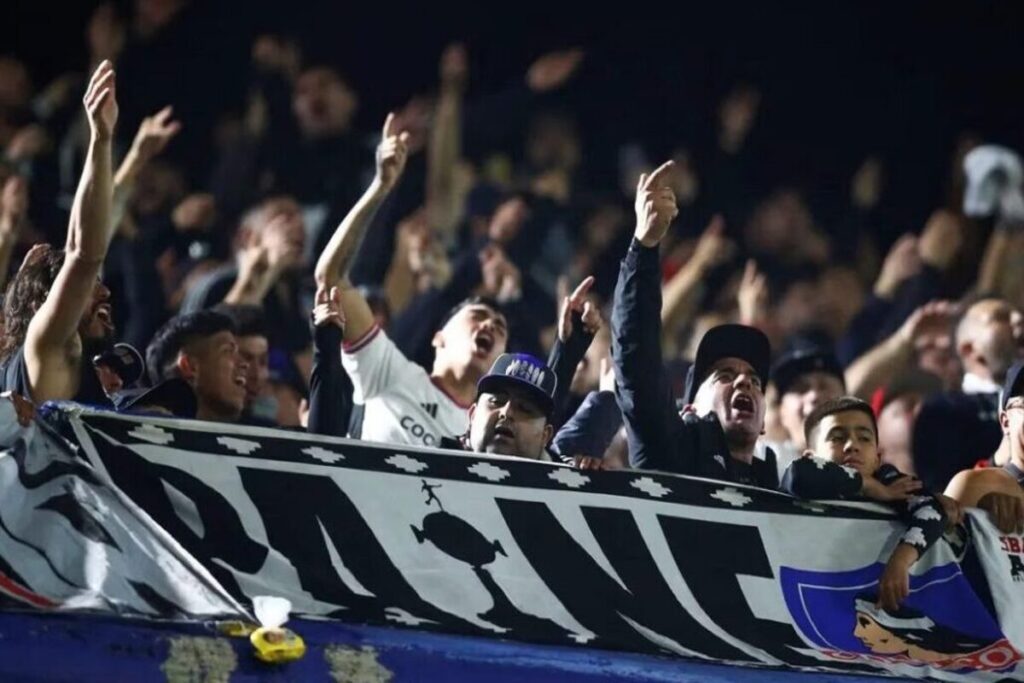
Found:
611,161 -> 777,488
0,62 -> 119,406
454,353 -> 557,460
315,113 -> 511,448
913,298 -> 1024,490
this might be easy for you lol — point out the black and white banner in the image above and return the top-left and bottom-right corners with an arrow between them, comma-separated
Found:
8,404 -> 1024,680
0,402 -> 244,619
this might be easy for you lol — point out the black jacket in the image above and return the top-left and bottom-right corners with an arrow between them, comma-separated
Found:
610,238 -> 777,489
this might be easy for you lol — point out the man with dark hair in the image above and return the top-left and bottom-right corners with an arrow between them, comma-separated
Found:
611,161 -> 777,488
446,352 -> 557,460
783,396 -> 956,611
315,114 -> 512,447
946,361 -> 1024,532
215,304 -> 273,425
0,62 -> 119,406
145,311 -> 249,423
763,347 -> 847,474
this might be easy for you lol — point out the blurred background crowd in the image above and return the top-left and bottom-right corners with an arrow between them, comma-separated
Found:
3,1 -> 1024,491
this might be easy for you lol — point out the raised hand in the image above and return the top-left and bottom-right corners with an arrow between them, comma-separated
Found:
84,60 -> 118,141
896,300 -> 959,348
251,34 -> 301,80
171,193 -> 216,232
918,209 -> 964,271
558,276 -> 600,342
130,106 -> 181,163
527,49 -> 584,92
874,234 -> 921,299
737,259 -> 769,326
690,214 -> 734,273
440,43 -> 468,91
263,217 -> 303,273
312,285 -> 346,330
0,175 -> 29,229
376,112 -> 411,192
634,161 -> 678,247
5,124 -> 49,162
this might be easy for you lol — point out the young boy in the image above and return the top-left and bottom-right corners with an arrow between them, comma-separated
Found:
782,396 -> 959,611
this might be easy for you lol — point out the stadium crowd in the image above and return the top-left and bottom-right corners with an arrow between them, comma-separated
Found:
3,1 -> 1024,615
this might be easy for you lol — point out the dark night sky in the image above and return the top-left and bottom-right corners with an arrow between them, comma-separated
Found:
7,1 -> 1024,233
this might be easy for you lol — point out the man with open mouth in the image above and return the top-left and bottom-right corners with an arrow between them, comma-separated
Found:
439,352 -> 559,461
313,113 -> 515,448
145,310 -> 250,423
0,62 -> 121,408
611,160 -> 779,489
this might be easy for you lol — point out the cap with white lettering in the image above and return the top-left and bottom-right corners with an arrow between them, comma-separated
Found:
477,353 -> 557,418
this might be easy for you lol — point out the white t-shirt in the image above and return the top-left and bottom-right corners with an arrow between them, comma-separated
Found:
756,438 -> 802,481
342,325 -> 470,448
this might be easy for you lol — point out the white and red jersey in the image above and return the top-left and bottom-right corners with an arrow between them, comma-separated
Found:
342,325 -> 470,448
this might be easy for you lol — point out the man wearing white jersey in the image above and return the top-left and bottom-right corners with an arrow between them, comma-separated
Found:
314,114 -> 508,447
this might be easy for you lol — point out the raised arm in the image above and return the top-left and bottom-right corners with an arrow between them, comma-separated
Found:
112,105 -> 181,231
660,215 -> 734,339
23,62 -> 118,401
0,175 -> 28,290
844,300 -> 956,399
314,113 -> 409,343
426,44 -> 466,245
611,161 -> 682,470
548,276 -> 599,426
307,285 -> 354,437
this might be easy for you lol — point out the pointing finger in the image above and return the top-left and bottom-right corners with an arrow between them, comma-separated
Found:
382,112 -> 396,138
644,160 -> 675,190
568,276 -> 595,305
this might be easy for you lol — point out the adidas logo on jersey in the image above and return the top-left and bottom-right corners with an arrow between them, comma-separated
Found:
420,403 -> 438,419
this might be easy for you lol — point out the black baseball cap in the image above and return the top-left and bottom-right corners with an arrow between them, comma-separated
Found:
92,343 -> 146,386
1001,360 -> 1024,410
770,348 -> 845,396
684,324 -> 771,404
113,378 -> 198,418
477,353 -> 557,418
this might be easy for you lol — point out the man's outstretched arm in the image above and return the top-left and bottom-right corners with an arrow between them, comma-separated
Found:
25,62 -> 118,402
611,161 -> 682,470
314,113 -> 408,344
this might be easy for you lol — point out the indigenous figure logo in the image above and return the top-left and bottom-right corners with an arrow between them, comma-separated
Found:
780,562 -> 1020,673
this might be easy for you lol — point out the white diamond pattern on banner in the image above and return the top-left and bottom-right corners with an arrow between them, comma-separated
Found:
16,405 -> 1024,682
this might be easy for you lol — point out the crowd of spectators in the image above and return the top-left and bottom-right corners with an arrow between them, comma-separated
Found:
3,1 -> 1024,615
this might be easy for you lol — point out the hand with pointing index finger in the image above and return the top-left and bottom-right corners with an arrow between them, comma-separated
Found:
375,112 -> 411,193
634,161 -> 678,247
558,276 -> 600,343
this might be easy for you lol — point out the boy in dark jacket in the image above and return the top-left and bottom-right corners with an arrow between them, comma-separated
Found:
783,396 -> 960,611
